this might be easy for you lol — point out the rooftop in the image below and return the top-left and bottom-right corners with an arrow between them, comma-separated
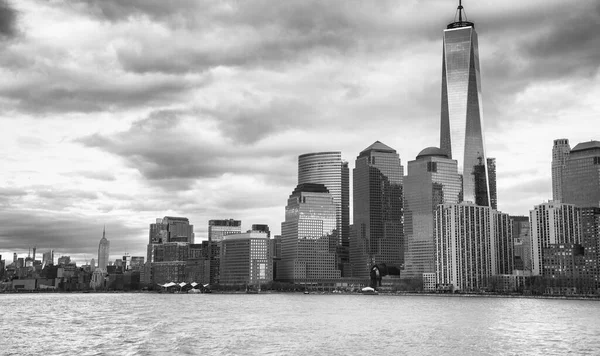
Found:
416,147 -> 449,160
571,141 -> 600,153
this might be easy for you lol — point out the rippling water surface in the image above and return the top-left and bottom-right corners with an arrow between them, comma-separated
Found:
1,293 -> 600,355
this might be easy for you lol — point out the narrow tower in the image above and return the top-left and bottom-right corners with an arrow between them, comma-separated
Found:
98,225 -> 110,271
440,1 -> 490,206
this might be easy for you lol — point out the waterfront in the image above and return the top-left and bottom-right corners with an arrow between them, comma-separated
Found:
1,293 -> 599,355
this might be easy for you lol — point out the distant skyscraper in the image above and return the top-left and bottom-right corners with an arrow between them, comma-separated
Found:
42,250 -> 54,266
298,152 -> 350,249
350,141 -> 404,278
251,224 -> 271,238
552,138 -> 570,202
530,201 -> 580,276
208,219 -> 242,242
403,147 -> 461,278
562,141 -> 600,208
440,2 -> 490,206
98,226 -> 110,271
280,183 -> 341,283
511,216 -> 531,271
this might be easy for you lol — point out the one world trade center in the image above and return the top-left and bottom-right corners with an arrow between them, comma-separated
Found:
440,1 -> 491,206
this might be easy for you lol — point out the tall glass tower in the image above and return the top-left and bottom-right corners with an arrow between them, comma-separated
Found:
298,152 -> 349,248
440,1 -> 490,206
350,141 -> 404,278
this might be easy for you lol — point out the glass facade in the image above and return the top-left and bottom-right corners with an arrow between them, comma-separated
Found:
562,141 -> 600,208
440,21 -> 490,206
552,138 -> 570,202
403,148 -> 461,278
350,141 -> 404,279
279,183 -> 341,283
298,152 -> 350,249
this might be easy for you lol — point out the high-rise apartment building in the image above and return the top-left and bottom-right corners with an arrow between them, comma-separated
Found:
98,227 -> 110,271
298,152 -> 350,249
434,203 -> 512,291
208,219 -> 242,242
552,139 -> 570,202
220,231 -> 272,287
403,147 -> 461,278
440,2 -> 490,206
280,183 -> 341,283
562,141 -> 600,208
580,207 -> 600,291
529,201 -> 580,276
351,141 -> 404,278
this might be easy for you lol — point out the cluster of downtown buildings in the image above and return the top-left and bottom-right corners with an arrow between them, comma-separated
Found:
1,4 -> 599,295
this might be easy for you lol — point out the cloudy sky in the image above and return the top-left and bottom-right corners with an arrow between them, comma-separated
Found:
1,0 -> 599,265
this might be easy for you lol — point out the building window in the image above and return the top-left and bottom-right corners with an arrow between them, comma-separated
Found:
427,161 -> 438,173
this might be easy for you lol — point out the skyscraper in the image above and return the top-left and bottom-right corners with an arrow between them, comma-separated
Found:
403,147 -> 461,278
279,183 -> 341,283
298,152 -> 350,249
552,138 -> 570,202
98,226 -> 110,271
350,141 -> 404,278
147,216 -> 195,263
562,141 -> 600,208
440,2 -> 490,206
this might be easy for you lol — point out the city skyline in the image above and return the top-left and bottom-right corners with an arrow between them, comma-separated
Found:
1,0 -> 599,264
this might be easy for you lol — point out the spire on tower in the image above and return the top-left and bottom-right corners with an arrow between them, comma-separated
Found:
103,225 -> 106,239
447,0 -> 474,29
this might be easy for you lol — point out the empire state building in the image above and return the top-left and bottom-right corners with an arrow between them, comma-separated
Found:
440,1 -> 491,206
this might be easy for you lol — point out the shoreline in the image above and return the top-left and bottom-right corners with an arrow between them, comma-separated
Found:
2,289 -> 599,301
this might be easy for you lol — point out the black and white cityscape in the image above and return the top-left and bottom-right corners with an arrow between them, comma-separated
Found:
1,1 -> 599,297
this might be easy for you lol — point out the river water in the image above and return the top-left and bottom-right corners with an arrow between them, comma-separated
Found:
1,293 -> 599,355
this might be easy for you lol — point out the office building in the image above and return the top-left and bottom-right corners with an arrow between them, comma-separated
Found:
98,226 -> 110,271
252,224 -> 271,238
440,2 -> 491,206
147,216 -> 194,263
511,216 -> 531,271
298,152 -> 350,249
562,141 -> 600,208
42,250 -> 54,266
530,201 -> 580,276
208,219 -> 242,242
280,183 -> 341,283
220,231 -> 272,287
351,141 -> 404,279
403,147 -> 461,278
552,139 -> 570,202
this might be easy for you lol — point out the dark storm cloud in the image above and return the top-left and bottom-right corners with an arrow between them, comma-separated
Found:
481,1 -> 600,84
78,0 -> 441,74
0,208 -> 142,257
0,72 -> 198,114
77,109 -> 301,184
0,1 -> 17,38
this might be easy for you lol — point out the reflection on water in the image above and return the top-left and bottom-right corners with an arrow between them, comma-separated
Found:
1,293 -> 599,355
